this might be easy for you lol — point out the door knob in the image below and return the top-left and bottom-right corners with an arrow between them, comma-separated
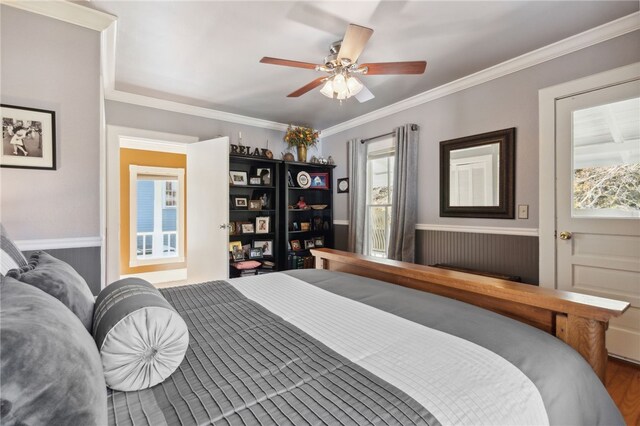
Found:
220,224 -> 230,230
559,231 -> 572,240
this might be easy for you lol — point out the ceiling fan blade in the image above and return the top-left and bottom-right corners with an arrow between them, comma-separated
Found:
355,85 -> 375,103
337,24 -> 373,63
260,57 -> 318,70
287,77 -> 327,97
361,61 -> 427,75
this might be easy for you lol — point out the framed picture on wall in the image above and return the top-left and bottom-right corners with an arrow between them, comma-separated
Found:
1,104 -> 56,170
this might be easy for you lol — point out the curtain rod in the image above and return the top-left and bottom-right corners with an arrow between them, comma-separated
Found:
360,131 -> 394,144
360,125 -> 418,144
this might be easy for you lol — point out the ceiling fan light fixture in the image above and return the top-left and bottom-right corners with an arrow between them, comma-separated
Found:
346,76 -> 363,96
332,73 -> 347,93
320,79 -> 334,98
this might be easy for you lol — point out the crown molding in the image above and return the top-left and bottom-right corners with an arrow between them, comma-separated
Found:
321,12 -> 640,137
15,236 -> 103,251
1,0 -> 115,31
104,88 -> 289,132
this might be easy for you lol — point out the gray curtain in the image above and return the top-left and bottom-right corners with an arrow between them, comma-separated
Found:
347,138 -> 367,254
388,124 -> 419,262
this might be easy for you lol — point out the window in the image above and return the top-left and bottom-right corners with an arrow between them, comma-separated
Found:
572,97 -> 639,218
366,138 -> 395,258
163,181 -> 178,208
130,166 -> 185,266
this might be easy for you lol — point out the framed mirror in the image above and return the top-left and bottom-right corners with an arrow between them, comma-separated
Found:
440,128 -> 515,218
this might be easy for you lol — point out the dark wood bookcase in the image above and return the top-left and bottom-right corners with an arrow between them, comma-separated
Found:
228,155 -> 281,277
281,162 -> 335,270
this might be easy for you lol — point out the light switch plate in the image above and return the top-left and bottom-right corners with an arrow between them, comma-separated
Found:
518,204 -> 529,219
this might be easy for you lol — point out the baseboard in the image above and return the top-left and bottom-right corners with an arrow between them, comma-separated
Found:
120,268 -> 187,284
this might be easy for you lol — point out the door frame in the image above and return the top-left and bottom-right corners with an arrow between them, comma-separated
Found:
104,125 -> 198,286
538,62 -> 640,289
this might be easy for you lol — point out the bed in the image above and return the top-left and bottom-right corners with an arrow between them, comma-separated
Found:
105,249 -> 628,426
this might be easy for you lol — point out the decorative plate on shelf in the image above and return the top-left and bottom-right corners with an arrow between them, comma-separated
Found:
296,171 -> 311,188
310,204 -> 327,210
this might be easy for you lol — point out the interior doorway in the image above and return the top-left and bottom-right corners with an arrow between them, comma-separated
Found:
105,126 -> 229,287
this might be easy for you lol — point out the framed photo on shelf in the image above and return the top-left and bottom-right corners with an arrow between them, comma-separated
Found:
229,221 -> 236,235
234,197 -> 248,209
249,200 -> 262,211
241,222 -> 254,234
232,247 -> 245,261
290,240 -> 302,251
309,172 -> 329,189
255,216 -> 270,233
313,236 -> 324,247
1,104 -> 56,170
249,247 -> 263,259
249,176 -> 262,185
229,240 -> 242,253
252,191 -> 270,209
256,168 -> 271,185
304,239 -> 315,249
300,222 -> 310,231
229,170 -> 248,186
253,240 -> 273,256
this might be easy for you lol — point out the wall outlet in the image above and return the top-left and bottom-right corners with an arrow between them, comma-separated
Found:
518,204 -> 529,219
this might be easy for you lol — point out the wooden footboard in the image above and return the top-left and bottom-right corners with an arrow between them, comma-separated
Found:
311,248 -> 629,382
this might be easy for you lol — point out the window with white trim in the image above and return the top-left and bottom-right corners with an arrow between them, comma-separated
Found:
365,138 -> 395,258
130,166 -> 185,266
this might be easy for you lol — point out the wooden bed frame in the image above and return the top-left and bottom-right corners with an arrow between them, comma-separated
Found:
310,248 -> 629,382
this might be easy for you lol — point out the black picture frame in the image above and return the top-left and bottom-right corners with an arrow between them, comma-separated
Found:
440,128 -> 515,219
337,177 -> 349,193
249,247 -> 263,259
1,104 -> 56,170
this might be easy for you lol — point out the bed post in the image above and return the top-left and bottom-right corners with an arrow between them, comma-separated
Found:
556,314 -> 607,381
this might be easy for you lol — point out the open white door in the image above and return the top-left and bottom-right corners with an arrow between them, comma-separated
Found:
555,79 -> 640,361
187,137 -> 229,283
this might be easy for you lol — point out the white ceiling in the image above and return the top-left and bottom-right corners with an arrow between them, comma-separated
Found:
88,1 -> 639,130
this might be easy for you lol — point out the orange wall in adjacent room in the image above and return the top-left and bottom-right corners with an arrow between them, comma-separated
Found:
120,148 -> 187,275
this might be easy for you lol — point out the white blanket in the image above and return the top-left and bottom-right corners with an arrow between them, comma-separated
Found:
231,273 -> 549,426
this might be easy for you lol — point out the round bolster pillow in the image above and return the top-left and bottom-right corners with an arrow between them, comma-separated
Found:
93,278 -> 189,391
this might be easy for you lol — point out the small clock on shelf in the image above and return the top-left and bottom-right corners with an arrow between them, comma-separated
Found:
337,178 -> 349,193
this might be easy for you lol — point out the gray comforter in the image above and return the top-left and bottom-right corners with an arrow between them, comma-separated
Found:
107,270 -> 623,425
285,269 -> 622,425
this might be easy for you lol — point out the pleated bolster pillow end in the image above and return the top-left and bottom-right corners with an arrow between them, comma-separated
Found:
93,277 -> 189,391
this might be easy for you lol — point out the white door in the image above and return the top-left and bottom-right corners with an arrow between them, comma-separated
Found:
187,137 -> 229,283
555,79 -> 640,361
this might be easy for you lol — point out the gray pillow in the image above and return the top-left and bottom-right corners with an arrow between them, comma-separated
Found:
0,276 -> 107,425
93,277 -> 189,391
0,223 -> 27,276
6,251 -> 94,332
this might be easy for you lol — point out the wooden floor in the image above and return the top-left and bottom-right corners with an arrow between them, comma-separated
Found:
606,357 -> 640,425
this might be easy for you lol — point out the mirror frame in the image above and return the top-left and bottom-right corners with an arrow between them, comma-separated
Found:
440,127 -> 515,218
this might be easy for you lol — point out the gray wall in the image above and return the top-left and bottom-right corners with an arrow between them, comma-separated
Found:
323,31 -> 640,228
23,247 -> 102,295
333,224 -> 537,284
105,101 -> 289,155
1,6 -> 101,240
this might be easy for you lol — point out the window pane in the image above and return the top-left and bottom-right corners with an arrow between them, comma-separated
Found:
572,97 -> 640,218
136,178 -> 180,260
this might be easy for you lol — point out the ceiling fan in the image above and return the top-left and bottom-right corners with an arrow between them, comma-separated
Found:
260,23 -> 427,103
